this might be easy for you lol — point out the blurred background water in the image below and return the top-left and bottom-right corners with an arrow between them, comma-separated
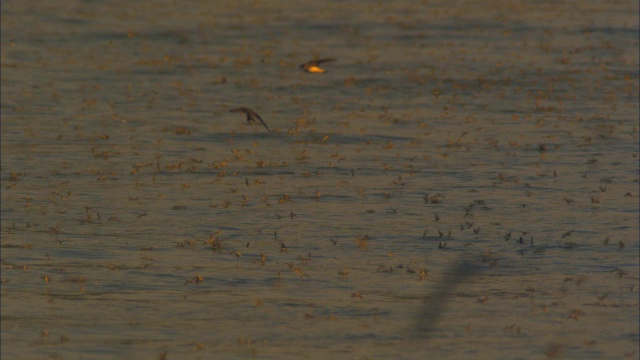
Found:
1,1 -> 639,359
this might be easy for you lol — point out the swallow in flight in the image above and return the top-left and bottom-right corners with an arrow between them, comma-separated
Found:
229,107 -> 270,133
299,58 -> 336,73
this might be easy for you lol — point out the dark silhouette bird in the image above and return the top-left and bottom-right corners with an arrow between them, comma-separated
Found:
299,58 -> 336,73
229,107 -> 270,133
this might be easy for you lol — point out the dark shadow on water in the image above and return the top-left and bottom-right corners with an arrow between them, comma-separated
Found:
412,253 -> 482,340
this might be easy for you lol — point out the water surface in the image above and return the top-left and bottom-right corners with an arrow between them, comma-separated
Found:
2,1 -> 639,359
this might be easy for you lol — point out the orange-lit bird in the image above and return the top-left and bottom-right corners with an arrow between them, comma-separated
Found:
229,107 -> 270,133
299,58 -> 336,73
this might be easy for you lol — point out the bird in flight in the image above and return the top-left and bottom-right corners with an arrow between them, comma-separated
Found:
299,58 -> 336,73
229,107 -> 270,133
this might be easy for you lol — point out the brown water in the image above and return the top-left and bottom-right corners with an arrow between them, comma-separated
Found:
2,1 -> 639,359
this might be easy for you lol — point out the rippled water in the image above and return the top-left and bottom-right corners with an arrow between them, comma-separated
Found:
2,1 -> 639,359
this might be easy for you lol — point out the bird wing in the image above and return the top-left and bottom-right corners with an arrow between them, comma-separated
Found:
229,107 -> 249,122
251,111 -> 271,133
315,58 -> 336,65
229,107 -> 270,133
